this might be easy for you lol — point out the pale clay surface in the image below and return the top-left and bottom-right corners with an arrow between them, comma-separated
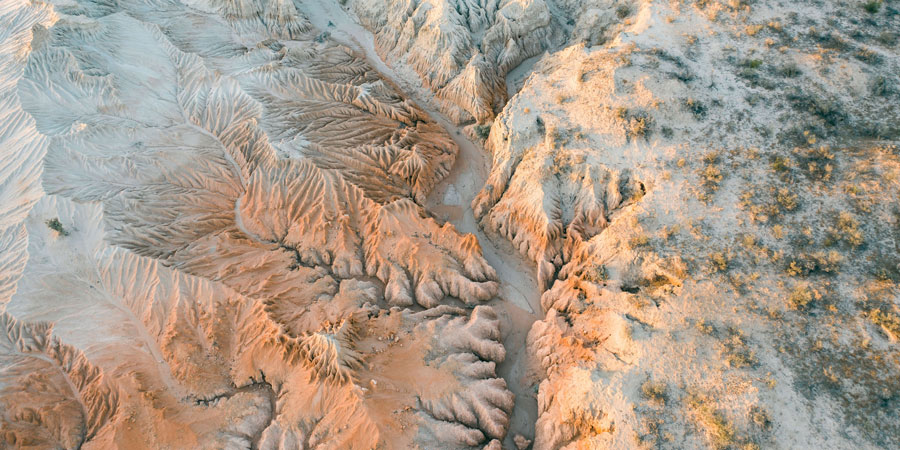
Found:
2,0 -> 900,449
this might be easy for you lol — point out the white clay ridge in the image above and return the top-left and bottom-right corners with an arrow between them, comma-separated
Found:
1,0 -> 511,448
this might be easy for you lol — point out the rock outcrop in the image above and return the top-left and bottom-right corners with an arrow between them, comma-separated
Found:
347,0 -> 564,124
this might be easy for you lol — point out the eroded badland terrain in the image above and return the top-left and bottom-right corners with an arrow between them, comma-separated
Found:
1,0 -> 900,448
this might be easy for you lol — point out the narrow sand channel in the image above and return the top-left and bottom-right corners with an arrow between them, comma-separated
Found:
297,1 -> 544,444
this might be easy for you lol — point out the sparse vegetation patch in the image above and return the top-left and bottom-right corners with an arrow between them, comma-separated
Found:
45,218 -> 68,236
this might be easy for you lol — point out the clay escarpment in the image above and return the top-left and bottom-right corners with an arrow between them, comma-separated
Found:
1,0 -> 514,447
473,108 -> 646,289
345,0 -> 565,124
343,0 -> 647,126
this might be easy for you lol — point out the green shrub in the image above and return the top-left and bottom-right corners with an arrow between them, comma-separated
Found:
740,58 -> 764,69
863,1 -> 882,14
46,218 -> 69,236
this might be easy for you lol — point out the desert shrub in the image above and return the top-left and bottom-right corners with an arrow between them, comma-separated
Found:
854,47 -> 881,64
816,32 -> 849,50
745,24 -> 764,36
626,113 -> 652,140
785,251 -> 843,276
876,31 -> 897,46
868,308 -> 900,340
629,234 -> 650,248
775,188 -> 799,211
778,126 -> 825,148
696,319 -> 715,335
739,185 -> 802,223
722,327 -> 758,368
749,406 -> 771,430
474,125 -> 491,140
775,62 -> 801,77
863,0 -> 882,14
786,89 -> 845,126
688,395 -> 738,449
826,212 -> 864,247
795,145 -> 836,181
698,151 -> 724,193
583,264 -> 609,283
771,155 -> 792,173
641,380 -> 667,404
786,330 -> 900,447
871,251 -> 900,281
45,218 -> 68,236
787,283 -> 819,310
709,251 -> 730,272
870,75 -> 893,97
701,165 -> 723,189
683,97 -> 707,119
547,127 -> 567,149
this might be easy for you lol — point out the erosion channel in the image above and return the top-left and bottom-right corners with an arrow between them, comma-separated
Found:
298,1 -> 545,445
